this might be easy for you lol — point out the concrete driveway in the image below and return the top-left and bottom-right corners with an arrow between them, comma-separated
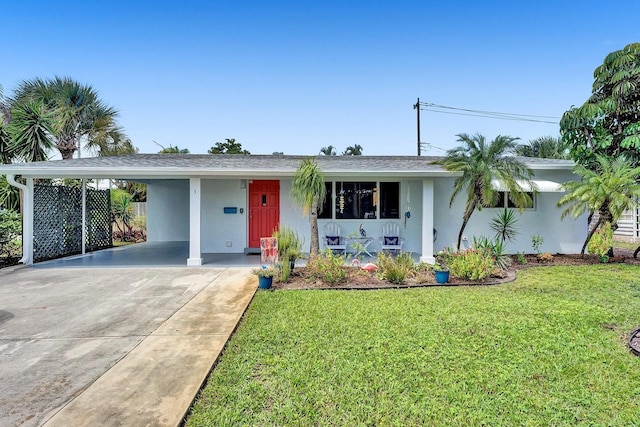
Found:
0,265 -> 256,427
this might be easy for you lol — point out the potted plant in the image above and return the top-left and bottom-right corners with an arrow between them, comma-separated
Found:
252,265 -> 278,289
434,249 -> 451,284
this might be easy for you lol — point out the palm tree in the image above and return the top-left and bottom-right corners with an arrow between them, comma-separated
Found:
433,133 -> 534,249
0,84 -> 13,164
7,100 -> 55,162
290,158 -> 326,259
558,155 -> 640,255
515,136 -> 569,159
342,144 -> 363,155
157,144 -> 189,154
12,76 -> 124,159
319,145 -> 337,156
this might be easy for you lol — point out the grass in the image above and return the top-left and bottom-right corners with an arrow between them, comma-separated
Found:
186,265 -> 640,426
613,239 -> 640,251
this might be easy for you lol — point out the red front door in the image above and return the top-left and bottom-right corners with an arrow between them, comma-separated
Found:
248,180 -> 280,248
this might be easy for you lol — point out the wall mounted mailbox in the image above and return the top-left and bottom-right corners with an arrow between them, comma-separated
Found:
223,207 -> 238,214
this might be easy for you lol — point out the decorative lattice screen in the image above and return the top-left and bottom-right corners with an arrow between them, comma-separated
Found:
34,185 -> 112,262
86,189 -> 112,251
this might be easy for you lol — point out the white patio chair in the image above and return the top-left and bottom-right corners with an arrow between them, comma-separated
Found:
379,222 -> 405,253
323,222 -> 347,253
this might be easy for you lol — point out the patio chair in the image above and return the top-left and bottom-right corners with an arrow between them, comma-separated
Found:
379,222 -> 405,254
323,222 -> 347,253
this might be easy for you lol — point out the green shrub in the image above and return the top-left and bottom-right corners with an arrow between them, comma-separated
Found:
0,209 -> 22,258
472,235 -> 511,269
306,249 -> 347,284
0,209 -> 21,242
376,251 -> 414,284
448,248 -> 495,280
587,222 -> 613,263
273,224 -> 304,282
531,235 -> 544,254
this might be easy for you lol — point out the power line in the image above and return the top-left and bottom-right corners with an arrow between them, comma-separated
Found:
413,99 -> 561,156
419,102 -> 560,124
420,108 -> 558,124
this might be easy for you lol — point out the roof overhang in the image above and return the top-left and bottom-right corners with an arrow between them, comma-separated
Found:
0,154 -> 575,180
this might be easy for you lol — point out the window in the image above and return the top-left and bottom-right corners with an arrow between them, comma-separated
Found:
379,182 -> 400,219
485,191 -> 535,209
329,181 -> 401,220
335,182 -> 376,219
318,182 -> 332,219
507,192 -> 534,209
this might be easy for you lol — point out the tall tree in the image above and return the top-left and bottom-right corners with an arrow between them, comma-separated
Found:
515,136 -> 569,159
208,138 -> 249,154
558,155 -> 640,255
342,144 -> 363,155
319,145 -> 337,156
290,158 -> 326,259
8,100 -> 55,162
12,76 -> 125,159
0,84 -> 13,164
560,42 -> 640,167
433,133 -> 534,250
155,141 -> 189,154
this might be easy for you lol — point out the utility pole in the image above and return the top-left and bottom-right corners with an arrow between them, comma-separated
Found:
413,97 -> 421,156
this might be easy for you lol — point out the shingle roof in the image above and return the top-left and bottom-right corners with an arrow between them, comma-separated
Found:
0,154 -> 574,179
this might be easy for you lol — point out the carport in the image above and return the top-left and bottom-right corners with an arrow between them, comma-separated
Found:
33,241 -> 267,268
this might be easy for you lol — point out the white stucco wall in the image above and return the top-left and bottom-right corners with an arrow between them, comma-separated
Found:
147,170 -> 586,256
147,180 -> 189,242
433,170 -> 586,254
201,179 -> 248,253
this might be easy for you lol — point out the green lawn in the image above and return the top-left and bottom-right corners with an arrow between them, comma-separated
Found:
614,240 -> 640,251
186,265 -> 640,426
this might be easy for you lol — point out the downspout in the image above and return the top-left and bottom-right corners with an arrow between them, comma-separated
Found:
82,179 -> 86,255
6,174 -> 34,265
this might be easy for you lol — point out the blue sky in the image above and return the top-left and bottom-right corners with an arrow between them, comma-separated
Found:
1,1 -> 637,156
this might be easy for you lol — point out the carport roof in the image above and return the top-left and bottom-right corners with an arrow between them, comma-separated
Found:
0,154 -> 575,179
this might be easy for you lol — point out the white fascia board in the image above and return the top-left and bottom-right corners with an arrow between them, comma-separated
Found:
8,167 -> 456,180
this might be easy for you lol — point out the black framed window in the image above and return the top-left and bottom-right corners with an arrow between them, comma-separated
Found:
318,182 -> 332,219
380,182 -> 400,219
484,191 -> 534,209
507,192 -> 534,209
335,182 -> 376,219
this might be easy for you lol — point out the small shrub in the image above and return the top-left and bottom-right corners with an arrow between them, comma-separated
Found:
448,248 -> 496,281
587,222 -> 613,263
531,235 -> 544,254
472,235 -> 511,270
537,252 -> 554,263
0,209 -> 22,259
490,207 -> 519,243
517,252 -> 527,265
306,249 -> 347,284
376,251 -> 414,284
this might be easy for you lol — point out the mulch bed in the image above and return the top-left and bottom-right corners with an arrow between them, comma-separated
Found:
0,257 -> 20,270
270,250 -> 640,291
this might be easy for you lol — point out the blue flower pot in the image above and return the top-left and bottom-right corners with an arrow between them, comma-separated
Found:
435,270 -> 449,284
258,276 -> 273,289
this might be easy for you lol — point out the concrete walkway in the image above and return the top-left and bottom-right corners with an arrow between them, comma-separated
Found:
0,265 -> 257,427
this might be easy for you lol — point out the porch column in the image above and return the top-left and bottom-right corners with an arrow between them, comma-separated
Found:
187,177 -> 203,266
420,178 -> 435,264
7,175 -> 34,265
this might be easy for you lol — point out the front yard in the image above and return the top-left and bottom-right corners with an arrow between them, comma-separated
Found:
186,265 -> 640,426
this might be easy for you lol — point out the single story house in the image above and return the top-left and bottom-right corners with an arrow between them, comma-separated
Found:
0,154 -> 586,266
